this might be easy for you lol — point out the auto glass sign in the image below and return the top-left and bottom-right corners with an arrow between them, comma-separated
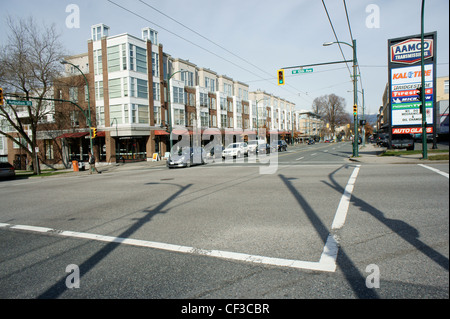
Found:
390,38 -> 433,64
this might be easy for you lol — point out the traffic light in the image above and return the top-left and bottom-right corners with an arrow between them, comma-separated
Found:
417,86 -> 424,101
416,86 -> 424,113
0,88 -> 4,106
90,127 -> 97,138
353,104 -> 358,116
277,69 -> 285,85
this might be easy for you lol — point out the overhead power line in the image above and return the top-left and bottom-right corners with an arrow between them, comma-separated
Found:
107,0 -> 312,104
321,0 -> 352,78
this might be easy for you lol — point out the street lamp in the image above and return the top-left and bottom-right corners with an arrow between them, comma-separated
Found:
324,40 -> 359,157
167,70 -> 188,152
60,60 -> 94,154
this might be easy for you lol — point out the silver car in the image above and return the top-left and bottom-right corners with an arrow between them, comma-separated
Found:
0,162 -> 16,180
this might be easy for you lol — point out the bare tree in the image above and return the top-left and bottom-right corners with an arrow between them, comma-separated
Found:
0,16 -> 65,174
312,94 -> 351,139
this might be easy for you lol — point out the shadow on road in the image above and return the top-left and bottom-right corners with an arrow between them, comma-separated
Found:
279,171 -> 379,298
37,183 -> 192,299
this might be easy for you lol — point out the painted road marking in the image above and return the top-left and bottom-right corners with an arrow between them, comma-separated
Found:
0,165 -> 361,273
418,164 -> 449,179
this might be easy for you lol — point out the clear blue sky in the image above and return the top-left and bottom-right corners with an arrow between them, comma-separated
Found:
1,0 -> 448,117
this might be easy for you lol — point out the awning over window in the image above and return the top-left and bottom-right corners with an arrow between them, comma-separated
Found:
56,132 -> 89,139
154,130 -> 170,136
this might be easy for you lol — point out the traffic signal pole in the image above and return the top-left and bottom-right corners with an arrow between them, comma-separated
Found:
420,0 -> 428,159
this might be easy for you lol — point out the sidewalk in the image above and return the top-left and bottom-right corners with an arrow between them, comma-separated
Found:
57,159 -> 167,177
348,143 -> 449,164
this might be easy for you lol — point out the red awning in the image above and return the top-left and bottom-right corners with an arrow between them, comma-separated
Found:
97,131 -> 106,137
56,132 -> 89,138
154,130 -> 170,136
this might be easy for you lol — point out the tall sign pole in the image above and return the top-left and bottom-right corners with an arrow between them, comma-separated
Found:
420,0 -> 428,159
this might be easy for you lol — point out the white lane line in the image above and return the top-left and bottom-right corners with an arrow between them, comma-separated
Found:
418,164 -> 449,179
311,153 -> 317,156
1,165 -> 361,273
319,165 -> 361,271
331,165 -> 361,230
296,157 -> 304,161
1,223 -> 335,272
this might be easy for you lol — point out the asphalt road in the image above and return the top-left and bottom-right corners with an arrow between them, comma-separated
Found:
0,142 -> 448,307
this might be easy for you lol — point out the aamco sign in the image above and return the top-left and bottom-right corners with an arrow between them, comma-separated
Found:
390,38 -> 433,64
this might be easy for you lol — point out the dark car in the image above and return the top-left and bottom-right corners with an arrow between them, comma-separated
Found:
271,140 -> 288,152
167,147 -> 206,168
256,143 -> 271,155
376,133 -> 389,147
0,162 -> 16,180
390,134 -> 415,151
307,139 -> 315,145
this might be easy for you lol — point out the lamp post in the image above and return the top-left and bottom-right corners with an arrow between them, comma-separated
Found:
167,70 -> 188,152
60,60 -> 94,154
324,40 -> 359,157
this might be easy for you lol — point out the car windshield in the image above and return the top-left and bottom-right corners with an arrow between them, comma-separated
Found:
226,143 -> 240,149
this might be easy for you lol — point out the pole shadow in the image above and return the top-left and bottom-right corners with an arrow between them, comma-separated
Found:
37,183 -> 192,299
322,166 -> 449,272
279,172 -> 379,298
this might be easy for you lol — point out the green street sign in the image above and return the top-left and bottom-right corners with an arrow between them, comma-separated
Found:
6,100 -> 32,106
292,68 -> 313,74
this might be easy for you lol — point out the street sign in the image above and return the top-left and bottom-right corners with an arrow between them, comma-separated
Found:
292,68 -> 313,74
6,100 -> 32,106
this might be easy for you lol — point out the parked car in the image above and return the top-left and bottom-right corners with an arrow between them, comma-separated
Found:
205,145 -> 224,162
0,162 -> 16,180
167,147 -> 206,168
222,142 -> 248,159
390,134 -> 415,151
247,140 -> 265,154
270,140 -> 288,152
376,133 -> 389,147
307,139 -> 315,145
256,143 -> 271,155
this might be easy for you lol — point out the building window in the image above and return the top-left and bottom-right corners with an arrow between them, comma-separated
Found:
110,104 -> 123,124
220,114 -> 226,128
174,108 -> 185,126
201,111 -> 209,127
220,97 -> 226,111
45,140 -> 54,160
152,52 -> 159,77
94,49 -> 102,75
136,47 -> 147,74
109,78 -> 122,99
95,81 -> 103,100
205,77 -> 215,92
69,87 -> 78,102
129,44 -> 134,71
137,79 -> 148,99
107,45 -> 120,73
96,106 -> 104,126
445,80 -> 449,94
200,93 -> 208,108
138,104 -> 149,124
173,87 -> 184,104
153,82 -> 160,101
154,105 -> 161,125
181,71 -> 194,86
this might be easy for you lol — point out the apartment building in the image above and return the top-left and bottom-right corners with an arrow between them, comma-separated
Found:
3,23 -> 298,167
